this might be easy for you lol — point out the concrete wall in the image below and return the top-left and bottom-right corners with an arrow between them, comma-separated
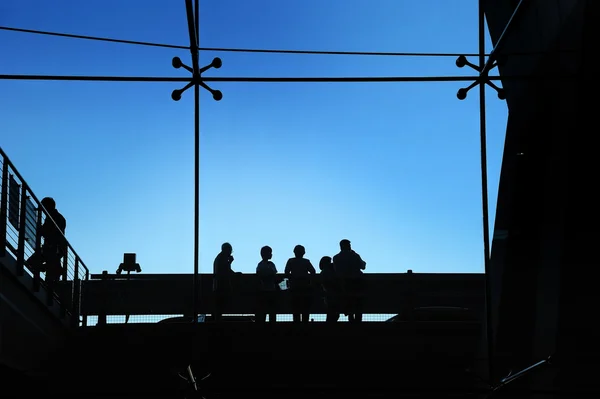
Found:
0,254 -> 68,372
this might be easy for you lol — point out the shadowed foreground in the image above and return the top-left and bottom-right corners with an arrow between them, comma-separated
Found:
27,321 -> 487,398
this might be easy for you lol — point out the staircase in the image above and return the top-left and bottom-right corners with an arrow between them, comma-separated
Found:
0,147 -> 89,379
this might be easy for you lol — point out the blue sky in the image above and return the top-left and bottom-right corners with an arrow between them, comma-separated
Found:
0,0 -> 507,276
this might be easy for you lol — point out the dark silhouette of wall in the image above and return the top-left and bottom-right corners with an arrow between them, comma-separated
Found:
486,0 -> 598,395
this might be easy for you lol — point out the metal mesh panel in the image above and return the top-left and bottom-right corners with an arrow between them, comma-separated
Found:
83,313 -> 396,325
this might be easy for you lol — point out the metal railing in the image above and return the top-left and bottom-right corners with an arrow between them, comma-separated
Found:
0,146 -> 90,326
81,271 -> 485,326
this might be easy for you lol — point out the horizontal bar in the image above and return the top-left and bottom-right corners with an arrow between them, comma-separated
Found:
481,0 -> 526,74
0,74 -> 574,83
80,273 -> 486,315
89,272 -> 484,280
0,75 -> 189,82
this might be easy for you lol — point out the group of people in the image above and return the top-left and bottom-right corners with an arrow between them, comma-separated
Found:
212,239 -> 367,323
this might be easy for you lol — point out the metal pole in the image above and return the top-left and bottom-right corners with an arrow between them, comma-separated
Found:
193,0 -> 200,324
184,0 -> 201,324
0,160 -> 8,257
478,0 -> 494,382
194,0 -> 200,323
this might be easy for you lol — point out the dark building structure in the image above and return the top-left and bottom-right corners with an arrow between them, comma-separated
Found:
484,0 -> 598,396
1,1 -> 598,398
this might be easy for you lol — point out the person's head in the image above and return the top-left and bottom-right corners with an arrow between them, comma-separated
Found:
293,245 -> 305,258
319,256 -> 332,271
221,242 -> 233,255
41,197 -> 56,211
340,239 -> 351,250
260,245 -> 272,260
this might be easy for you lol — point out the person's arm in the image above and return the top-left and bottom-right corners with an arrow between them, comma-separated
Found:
228,256 -> 241,274
308,261 -> 316,274
355,252 -> 366,270
284,259 -> 291,275
270,262 -> 278,274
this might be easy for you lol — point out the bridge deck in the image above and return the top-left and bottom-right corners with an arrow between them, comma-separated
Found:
47,321 -> 486,398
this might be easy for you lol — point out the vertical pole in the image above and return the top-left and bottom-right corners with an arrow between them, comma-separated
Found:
16,183 -> 28,276
72,256 -> 81,327
478,0 -> 494,382
192,0 -> 200,324
0,160 -> 8,257
32,206 -> 43,292
82,269 -> 89,327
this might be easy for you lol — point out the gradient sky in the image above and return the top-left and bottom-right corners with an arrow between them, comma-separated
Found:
0,0 -> 508,276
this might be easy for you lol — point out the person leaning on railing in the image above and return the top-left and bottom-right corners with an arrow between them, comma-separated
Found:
26,197 -> 67,285
319,256 -> 340,323
333,239 -> 366,323
212,242 -> 241,322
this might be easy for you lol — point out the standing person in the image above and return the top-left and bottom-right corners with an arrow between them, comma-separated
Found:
333,239 -> 366,323
284,245 -> 316,323
256,245 -> 278,323
213,242 -> 240,322
26,197 -> 67,287
319,256 -> 340,323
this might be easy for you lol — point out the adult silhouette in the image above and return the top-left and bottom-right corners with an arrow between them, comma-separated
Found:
319,256 -> 340,323
213,242 -> 240,322
256,245 -> 278,323
333,239 -> 366,323
284,245 -> 316,323
26,197 -> 67,287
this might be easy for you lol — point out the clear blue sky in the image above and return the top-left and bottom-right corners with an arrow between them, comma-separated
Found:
0,0 -> 507,276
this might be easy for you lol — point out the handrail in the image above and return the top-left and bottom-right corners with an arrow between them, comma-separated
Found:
0,146 -> 90,276
487,355 -> 553,397
1,146 -> 91,326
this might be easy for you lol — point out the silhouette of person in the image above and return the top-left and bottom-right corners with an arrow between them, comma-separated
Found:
256,245 -> 278,323
333,239 -> 366,323
212,242 -> 240,322
26,197 -> 67,287
319,256 -> 340,323
284,245 -> 316,323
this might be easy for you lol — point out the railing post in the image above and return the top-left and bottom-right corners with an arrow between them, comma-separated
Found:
71,256 -> 81,328
61,247 -> 68,282
0,161 -> 8,257
406,269 -> 415,321
15,182 -> 29,276
32,206 -> 43,292
97,270 -> 108,326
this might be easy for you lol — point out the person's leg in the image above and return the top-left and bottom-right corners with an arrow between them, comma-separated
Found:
25,250 -> 43,274
255,291 -> 265,322
267,291 -> 277,323
214,292 -> 224,322
302,294 -> 312,323
291,292 -> 301,323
